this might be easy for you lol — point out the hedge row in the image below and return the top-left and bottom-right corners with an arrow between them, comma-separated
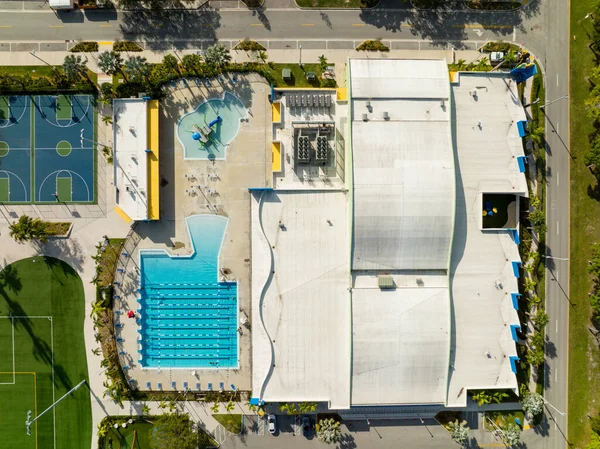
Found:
234,39 -> 266,52
113,41 -> 144,52
69,41 -> 99,53
356,40 -> 390,52
0,72 -> 96,94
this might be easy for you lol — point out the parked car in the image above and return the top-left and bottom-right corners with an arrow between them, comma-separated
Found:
268,414 -> 277,435
302,416 -> 311,437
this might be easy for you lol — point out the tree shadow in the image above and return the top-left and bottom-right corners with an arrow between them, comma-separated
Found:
120,10 -> 220,48
320,11 -> 333,29
252,8 -> 271,31
336,433 -> 357,449
0,261 -> 22,294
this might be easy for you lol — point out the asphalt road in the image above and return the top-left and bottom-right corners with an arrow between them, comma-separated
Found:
540,0 -> 571,448
0,5 -> 544,49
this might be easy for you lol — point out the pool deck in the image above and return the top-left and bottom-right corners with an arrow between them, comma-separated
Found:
114,73 -> 271,392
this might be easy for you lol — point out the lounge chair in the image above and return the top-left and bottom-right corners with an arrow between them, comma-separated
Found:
208,382 -> 212,391
146,381 -> 151,389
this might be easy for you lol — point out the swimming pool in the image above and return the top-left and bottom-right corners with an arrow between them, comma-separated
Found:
177,92 -> 248,160
138,215 -> 238,369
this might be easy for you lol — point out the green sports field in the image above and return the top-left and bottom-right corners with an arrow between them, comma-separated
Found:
0,257 -> 91,449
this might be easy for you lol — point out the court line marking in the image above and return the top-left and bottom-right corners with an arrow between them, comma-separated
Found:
0,97 -> 29,128
37,169 -> 90,202
35,147 -> 94,151
301,23 -> 315,26
48,25 -> 64,28
352,23 -> 365,26
0,170 -> 28,202
250,23 -> 262,26
453,24 -> 513,29
34,94 -> 92,128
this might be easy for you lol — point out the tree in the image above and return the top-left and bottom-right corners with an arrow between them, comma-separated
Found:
447,420 -> 469,446
522,392 -> 544,420
526,347 -> 545,366
142,404 -> 151,415
91,348 -> 101,356
491,391 -> 509,404
204,44 -> 231,67
533,310 -> 549,330
529,209 -> 547,235
475,57 -> 489,71
319,54 -> 328,71
278,402 -> 298,415
225,401 -> 235,413
585,138 -> 600,178
590,243 -> 600,277
102,114 -> 113,125
90,301 -> 107,318
62,54 -> 88,81
585,432 -> 600,449
298,402 -> 318,413
181,54 -> 202,74
210,402 -> 220,413
257,50 -> 268,64
502,423 -> 521,447
150,413 -> 197,449
124,56 -> 150,83
455,59 -> 467,71
162,54 -> 180,74
472,391 -> 493,407
9,215 -> 48,243
528,126 -> 545,147
97,51 -> 123,76
99,82 -> 115,106
316,418 -> 341,444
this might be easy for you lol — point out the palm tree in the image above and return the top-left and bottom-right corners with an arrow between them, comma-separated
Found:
210,402 -> 220,413
142,404 -> 151,415
319,54 -> 328,71
181,54 -> 202,74
475,57 -> 489,72
62,54 -> 88,81
9,215 -> 48,243
102,114 -> 113,125
298,402 -> 317,413
123,56 -> 150,83
455,59 -> 467,71
92,348 -> 101,356
97,50 -> 123,76
90,301 -> 107,318
448,420 -> 469,446
278,402 -> 298,415
204,44 -> 232,68
162,54 -> 180,74
225,401 -> 235,413
528,126 -> 545,147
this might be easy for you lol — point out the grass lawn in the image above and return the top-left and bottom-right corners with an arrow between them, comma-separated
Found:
295,0 -> 378,7
0,65 -> 57,78
213,414 -> 242,434
0,256 -> 91,449
265,64 -> 335,88
103,421 -> 152,449
569,0 -> 600,446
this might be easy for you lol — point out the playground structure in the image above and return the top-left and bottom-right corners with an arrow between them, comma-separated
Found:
191,115 -> 222,145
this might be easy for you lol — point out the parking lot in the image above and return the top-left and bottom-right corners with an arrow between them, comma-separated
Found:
221,416 -> 455,449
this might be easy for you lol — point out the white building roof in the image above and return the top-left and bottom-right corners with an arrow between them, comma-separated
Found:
350,59 -> 455,271
113,99 -> 149,221
447,72 -> 527,407
351,272 -> 450,405
251,190 -> 351,409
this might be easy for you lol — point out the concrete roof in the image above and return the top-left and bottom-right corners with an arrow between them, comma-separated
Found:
351,272 -> 450,406
113,99 -> 150,221
446,72 -> 527,407
350,59 -> 455,271
251,190 -> 351,409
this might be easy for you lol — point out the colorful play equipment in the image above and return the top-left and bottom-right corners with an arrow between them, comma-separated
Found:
190,115 -> 222,144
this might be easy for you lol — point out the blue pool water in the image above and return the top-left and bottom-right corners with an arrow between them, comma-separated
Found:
138,215 -> 238,369
177,92 -> 248,160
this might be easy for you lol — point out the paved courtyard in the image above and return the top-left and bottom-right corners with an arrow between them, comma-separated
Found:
113,73 -> 271,393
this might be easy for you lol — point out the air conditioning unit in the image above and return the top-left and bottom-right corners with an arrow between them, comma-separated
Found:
382,111 -> 389,120
362,113 -> 368,122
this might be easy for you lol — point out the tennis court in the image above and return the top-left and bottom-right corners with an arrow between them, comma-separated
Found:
0,94 -> 96,203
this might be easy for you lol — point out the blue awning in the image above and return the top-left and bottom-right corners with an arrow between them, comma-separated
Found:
511,293 -> 521,310
512,261 -> 522,278
510,228 -> 521,245
510,324 -> 521,342
509,356 -> 520,374
517,155 -> 527,172
517,121 -> 527,138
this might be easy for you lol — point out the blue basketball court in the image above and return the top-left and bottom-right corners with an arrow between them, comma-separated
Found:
0,95 -> 96,203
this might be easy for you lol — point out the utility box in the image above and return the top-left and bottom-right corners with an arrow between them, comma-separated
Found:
282,69 -> 292,82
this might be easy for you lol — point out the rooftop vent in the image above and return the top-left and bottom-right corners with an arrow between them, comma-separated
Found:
382,111 -> 389,120
378,275 -> 395,290
362,113 -> 368,122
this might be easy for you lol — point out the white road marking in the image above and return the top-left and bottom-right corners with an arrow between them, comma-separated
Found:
555,369 -> 558,382
556,221 -> 559,234
556,319 -> 559,334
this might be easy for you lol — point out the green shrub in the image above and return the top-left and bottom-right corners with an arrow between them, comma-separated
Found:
234,39 -> 266,52
69,41 -> 99,53
356,39 -> 390,52
113,40 -> 143,52
482,41 -> 512,53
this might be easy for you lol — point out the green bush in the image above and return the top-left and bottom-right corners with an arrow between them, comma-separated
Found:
234,39 -> 266,52
482,41 -> 512,53
69,41 -> 99,53
113,40 -> 144,52
356,40 -> 390,52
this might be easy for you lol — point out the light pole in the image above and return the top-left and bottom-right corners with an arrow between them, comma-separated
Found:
29,50 -> 56,71
299,45 -> 303,68
542,255 -> 569,261
540,94 -> 569,110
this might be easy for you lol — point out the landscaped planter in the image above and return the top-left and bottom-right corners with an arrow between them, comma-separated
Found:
46,222 -> 73,239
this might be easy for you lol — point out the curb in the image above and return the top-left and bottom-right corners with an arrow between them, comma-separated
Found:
293,0 -> 380,11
